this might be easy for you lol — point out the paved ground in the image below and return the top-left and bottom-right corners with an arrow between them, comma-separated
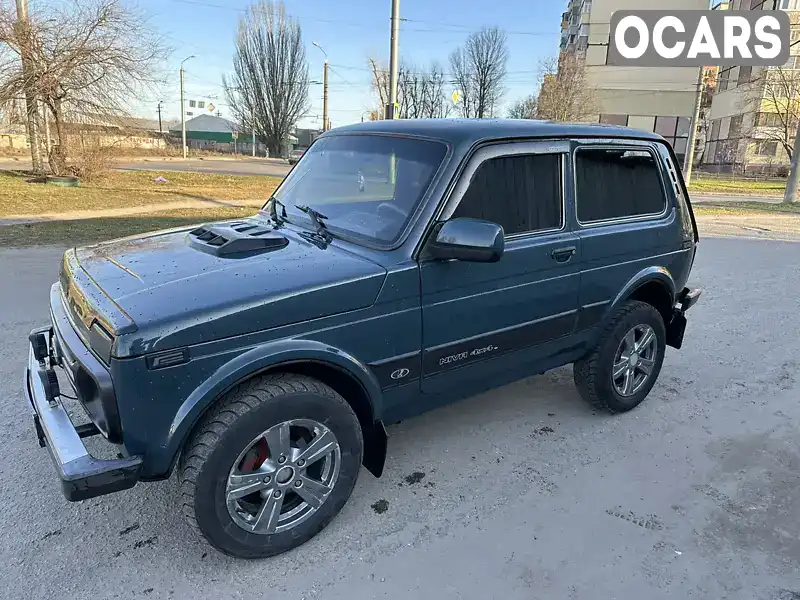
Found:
0,157 -> 292,178
1,237 -> 799,599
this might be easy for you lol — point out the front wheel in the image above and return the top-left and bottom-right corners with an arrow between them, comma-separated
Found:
574,300 -> 666,414
179,373 -> 363,559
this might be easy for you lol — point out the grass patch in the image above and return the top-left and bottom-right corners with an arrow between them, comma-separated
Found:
0,169 -> 280,217
0,206 -> 260,248
693,201 -> 800,216
688,175 -> 786,197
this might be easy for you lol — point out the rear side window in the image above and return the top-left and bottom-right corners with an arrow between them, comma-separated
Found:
452,154 -> 562,236
575,147 -> 667,223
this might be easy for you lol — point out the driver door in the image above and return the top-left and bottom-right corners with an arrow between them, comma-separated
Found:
418,141 -> 581,396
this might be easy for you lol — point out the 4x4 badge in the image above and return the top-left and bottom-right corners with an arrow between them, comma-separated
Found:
390,368 -> 410,380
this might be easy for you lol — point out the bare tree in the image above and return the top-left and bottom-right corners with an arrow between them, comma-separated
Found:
449,27 -> 508,119
370,59 -> 451,119
224,0 -> 308,158
507,95 -> 537,119
0,0 -> 170,174
535,53 -> 596,122
741,66 -> 800,162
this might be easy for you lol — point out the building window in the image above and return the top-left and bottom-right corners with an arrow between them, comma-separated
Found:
781,0 -> 800,9
655,116 -> 678,137
729,114 -> 743,138
189,100 -> 196,108
754,140 -> 779,156
600,114 -> 628,126
198,101 -> 205,109
717,66 -> 735,91
453,154 -> 563,236
756,112 -> 782,127
655,116 -> 690,159
575,148 -> 667,223
738,65 -> 752,85
710,118 -> 721,142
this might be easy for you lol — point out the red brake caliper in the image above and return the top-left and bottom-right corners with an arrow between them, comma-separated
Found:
241,439 -> 269,472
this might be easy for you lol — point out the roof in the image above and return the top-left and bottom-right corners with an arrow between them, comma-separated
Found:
170,114 -> 238,134
326,118 -> 666,145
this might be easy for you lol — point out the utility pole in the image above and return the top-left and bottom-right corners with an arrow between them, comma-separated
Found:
15,0 -> 42,173
323,61 -> 329,132
683,66 -> 705,186
313,42 -> 329,132
386,0 -> 400,120
783,122 -> 800,204
180,55 -> 194,159
157,101 -> 164,134
252,122 -> 256,157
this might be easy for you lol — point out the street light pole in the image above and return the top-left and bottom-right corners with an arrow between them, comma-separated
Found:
180,55 -> 195,159
386,0 -> 400,119
313,42 -> 329,132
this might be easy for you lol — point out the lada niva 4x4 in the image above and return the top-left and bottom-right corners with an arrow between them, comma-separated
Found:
25,119 -> 701,558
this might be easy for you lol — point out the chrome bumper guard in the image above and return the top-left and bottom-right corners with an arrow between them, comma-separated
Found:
24,326 -> 142,501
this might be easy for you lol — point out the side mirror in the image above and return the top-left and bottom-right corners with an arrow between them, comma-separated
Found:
428,217 -> 504,263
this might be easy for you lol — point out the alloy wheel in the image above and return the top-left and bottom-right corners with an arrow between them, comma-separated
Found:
612,324 -> 658,397
225,419 -> 341,535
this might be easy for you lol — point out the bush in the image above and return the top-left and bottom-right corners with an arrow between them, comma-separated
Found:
66,136 -> 116,182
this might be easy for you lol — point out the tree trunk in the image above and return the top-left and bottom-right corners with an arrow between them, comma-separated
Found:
49,100 -> 68,175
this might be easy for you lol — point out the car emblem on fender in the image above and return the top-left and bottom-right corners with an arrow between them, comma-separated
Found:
390,368 -> 410,380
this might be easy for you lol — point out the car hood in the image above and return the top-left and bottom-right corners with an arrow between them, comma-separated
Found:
71,216 -> 387,356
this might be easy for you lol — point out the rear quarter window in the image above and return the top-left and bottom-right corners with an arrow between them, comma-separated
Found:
575,146 -> 667,224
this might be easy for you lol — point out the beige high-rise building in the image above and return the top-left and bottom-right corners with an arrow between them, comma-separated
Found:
703,0 -> 800,174
560,0 -> 708,165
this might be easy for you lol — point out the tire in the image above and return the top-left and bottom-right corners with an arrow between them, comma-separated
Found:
179,373 -> 363,559
573,300 -> 666,414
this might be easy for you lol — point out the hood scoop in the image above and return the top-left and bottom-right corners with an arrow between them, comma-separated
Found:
188,221 -> 289,257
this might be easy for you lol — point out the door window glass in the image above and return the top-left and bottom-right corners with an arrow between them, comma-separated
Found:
575,147 -> 667,223
452,154 -> 563,236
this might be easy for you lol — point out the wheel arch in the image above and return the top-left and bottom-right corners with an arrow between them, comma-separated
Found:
611,266 -> 676,326
161,340 -> 387,479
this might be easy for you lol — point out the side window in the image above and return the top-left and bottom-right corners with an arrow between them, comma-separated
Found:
575,147 -> 667,224
452,154 -> 562,236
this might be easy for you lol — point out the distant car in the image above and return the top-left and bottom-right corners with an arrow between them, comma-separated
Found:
287,148 -> 305,165
24,119 -> 701,560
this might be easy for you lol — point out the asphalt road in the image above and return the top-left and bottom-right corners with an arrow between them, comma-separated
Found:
1,237 -> 799,600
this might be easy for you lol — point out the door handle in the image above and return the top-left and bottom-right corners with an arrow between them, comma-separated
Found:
551,246 -> 576,263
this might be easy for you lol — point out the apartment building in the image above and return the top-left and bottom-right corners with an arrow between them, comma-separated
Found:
559,0 -> 708,166
703,0 -> 800,174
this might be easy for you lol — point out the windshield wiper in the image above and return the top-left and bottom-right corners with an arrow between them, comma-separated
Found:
296,205 -> 332,242
268,196 -> 287,226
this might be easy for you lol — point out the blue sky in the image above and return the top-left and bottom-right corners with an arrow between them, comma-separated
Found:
133,0 -> 565,129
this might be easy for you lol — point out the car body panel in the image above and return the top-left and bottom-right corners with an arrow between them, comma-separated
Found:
73,220 -> 389,356
26,119 -> 701,491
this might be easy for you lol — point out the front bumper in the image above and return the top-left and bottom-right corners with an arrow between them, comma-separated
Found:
25,326 -> 142,501
666,287 -> 702,349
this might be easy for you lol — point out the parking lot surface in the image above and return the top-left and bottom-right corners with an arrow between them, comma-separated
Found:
1,237 -> 798,600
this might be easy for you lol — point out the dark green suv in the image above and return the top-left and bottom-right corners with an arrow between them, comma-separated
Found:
25,119 -> 701,558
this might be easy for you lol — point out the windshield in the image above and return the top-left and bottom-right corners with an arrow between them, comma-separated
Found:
267,134 -> 448,246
